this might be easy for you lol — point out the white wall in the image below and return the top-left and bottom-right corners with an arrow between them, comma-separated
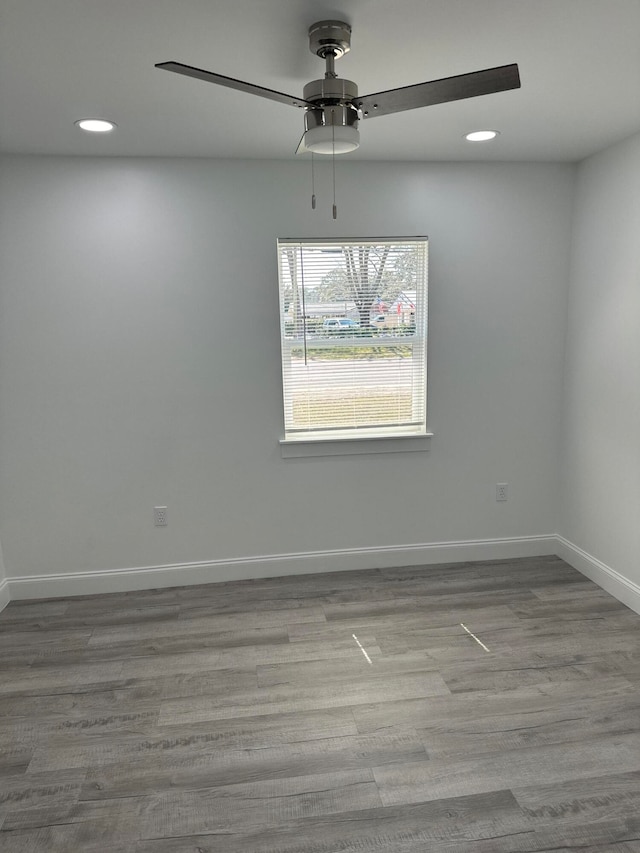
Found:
0,155 -> 573,593
559,132 -> 640,601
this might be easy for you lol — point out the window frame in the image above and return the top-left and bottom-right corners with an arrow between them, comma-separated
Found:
278,237 -> 431,454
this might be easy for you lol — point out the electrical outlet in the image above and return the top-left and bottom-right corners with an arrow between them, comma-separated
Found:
154,506 -> 168,526
496,483 -> 508,502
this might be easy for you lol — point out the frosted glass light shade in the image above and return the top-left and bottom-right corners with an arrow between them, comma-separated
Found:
304,124 -> 360,154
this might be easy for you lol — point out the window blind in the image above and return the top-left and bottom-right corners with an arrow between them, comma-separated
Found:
278,238 -> 428,441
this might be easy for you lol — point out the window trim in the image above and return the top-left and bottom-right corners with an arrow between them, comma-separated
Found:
278,236 -> 429,448
279,432 -> 433,458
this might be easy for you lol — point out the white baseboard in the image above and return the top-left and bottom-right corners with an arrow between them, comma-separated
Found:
7,534 -> 556,601
555,536 -> 640,616
0,580 -> 10,613
5,536 -> 639,615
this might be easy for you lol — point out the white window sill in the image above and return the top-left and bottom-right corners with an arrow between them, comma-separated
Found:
279,432 -> 433,458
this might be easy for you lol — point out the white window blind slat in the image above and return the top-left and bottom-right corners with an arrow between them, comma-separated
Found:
278,238 -> 428,441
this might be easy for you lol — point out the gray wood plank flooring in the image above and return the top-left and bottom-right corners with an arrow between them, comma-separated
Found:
2,555 -> 640,851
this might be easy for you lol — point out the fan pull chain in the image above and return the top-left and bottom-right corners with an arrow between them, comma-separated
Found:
311,153 -> 316,210
332,114 -> 337,219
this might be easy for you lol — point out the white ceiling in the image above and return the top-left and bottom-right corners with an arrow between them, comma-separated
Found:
1,0 -> 639,162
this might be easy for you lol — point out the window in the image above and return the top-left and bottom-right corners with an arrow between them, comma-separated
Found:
278,237 -> 428,443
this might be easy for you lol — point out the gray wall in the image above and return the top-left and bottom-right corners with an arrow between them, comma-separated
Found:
0,155 -> 573,583
560,131 -> 640,587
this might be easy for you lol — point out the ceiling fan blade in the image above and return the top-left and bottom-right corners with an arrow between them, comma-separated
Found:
156,62 -> 313,109
356,63 -> 520,118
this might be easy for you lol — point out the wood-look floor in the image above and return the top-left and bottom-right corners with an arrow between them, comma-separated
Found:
2,556 -> 640,852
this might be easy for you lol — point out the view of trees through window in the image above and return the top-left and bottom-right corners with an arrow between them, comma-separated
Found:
278,238 -> 428,440
281,243 -> 419,335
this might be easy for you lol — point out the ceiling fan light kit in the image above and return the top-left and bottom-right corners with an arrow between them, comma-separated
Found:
302,79 -> 360,154
156,18 -> 520,215
303,123 -> 360,155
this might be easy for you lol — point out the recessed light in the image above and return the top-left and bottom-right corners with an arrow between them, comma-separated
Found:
465,130 -> 499,142
75,119 -> 116,133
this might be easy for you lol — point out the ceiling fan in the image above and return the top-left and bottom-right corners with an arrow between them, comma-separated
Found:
156,19 -> 521,157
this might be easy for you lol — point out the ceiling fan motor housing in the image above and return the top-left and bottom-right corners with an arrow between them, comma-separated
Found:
303,77 -> 359,112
